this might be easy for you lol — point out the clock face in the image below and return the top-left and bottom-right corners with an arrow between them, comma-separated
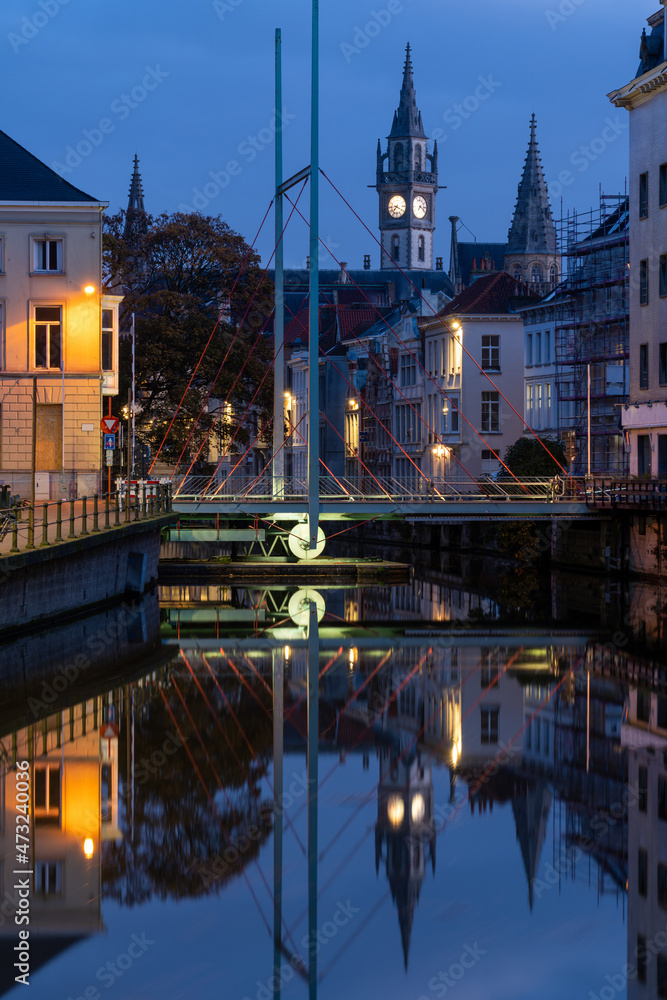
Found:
388,195 -> 406,219
413,195 -> 427,219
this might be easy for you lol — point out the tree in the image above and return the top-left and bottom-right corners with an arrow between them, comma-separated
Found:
103,211 -> 274,469
500,436 -> 566,478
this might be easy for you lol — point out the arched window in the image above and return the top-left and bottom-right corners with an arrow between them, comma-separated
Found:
418,235 -> 425,262
414,144 -> 422,174
392,234 -> 400,261
531,264 -> 542,283
394,143 -> 404,173
550,264 -> 557,284
514,265 -> 522,282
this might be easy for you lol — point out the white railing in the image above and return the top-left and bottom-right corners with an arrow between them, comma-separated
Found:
171,475 -> 586,504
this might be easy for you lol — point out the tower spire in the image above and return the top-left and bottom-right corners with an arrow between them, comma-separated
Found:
506,114 -> 556,256
389,42 -> 426,139
124,154 -> 148,242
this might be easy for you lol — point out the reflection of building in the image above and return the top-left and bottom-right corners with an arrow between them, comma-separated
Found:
375,745 -> 435,969
0,699 -> 121,981
624,712 -> 667,999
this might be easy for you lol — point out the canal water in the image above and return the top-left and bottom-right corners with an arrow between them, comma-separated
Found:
0,560 -> 665,1000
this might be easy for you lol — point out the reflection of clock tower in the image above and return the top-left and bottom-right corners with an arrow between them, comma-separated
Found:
376,43 -> 438,271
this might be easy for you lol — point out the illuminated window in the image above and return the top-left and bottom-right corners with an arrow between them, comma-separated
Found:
34,306 -> 62,370
34,764 -> 61,823
102,309 -> 114,372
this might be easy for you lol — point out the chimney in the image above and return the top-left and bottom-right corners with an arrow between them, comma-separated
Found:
435,257 -> 443,271
338,262 -> 349,284
363,254 -> 371,270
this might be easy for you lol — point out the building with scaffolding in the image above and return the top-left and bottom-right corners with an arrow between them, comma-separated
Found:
554,196 -> 630,476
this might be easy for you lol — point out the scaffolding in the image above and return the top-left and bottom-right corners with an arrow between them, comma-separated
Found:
555,195 -> 629,476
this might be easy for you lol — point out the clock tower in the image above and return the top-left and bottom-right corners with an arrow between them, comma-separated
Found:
376,44 -> 438,271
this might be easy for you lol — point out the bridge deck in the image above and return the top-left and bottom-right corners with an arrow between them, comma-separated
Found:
170,475 -> 600,520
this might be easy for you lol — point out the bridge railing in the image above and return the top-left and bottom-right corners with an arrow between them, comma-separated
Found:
172,475 -> 585,503
0,485 -> 173,555
585,479 -> 667,511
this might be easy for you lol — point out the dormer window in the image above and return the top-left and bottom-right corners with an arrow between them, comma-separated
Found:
32,238 -> 63,273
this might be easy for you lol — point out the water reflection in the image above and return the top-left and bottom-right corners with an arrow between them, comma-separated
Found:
0,577 -> 666,997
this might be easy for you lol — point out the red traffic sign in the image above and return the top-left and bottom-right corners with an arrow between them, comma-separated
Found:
100,722 -> 119,739
101,415 -> 119,434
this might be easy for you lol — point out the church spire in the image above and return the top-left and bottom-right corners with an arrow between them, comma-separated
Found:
506,115 -> 556,256
124,154 -> 148,242
388,42 -> 426,139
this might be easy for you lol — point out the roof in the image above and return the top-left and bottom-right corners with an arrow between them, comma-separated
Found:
388,43 -> 427,139
506,115 -> 557,257
636,12 -> 665,78
276,268 -> 454,305
455,241 -> 507,287
438,269 -> 541,317
0,129 -> 99,202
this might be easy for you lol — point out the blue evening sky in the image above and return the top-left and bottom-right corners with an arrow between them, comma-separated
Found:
0,0 -> 649,267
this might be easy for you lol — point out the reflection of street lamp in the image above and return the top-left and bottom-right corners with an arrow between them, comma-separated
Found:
411,793 -> 425,823
83,837 -> 94,859
387,795 -> 404,828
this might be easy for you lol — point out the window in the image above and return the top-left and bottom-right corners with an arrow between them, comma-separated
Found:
638,688 -> 651,722
661,163 -> 667,207
34,306 -> 62,370
536,383 -> 543,429
442,394 -> 459,435
414,145 -> 422,173
481,708 -> 499,744
392,235 -> 400,262
640,343 -> 649,389
400,354 -> 416,386
661,255 -> 667,297
418,235 -> 425,262
514,265 -> 522,281
640,172 -> 649,219
36,405 -> 63,471
526,333 -> 533,366
659,694 -> 667,729
659,776 -> 667,820
640,259 -> 649,305
638,935 -> 647,983
535,332 -> 541,365
526,384 -> 534,423
481,335 -> 500,371
544,331 -> 551,363
549,264 -> 556,284
34,764 -> 61,823
393,143 -> 403,173
531,265 -> 542,283
481,392 -> 500,432
660,343 -> 667,386
32,238 -> 63,273
639,765 -> 648,812
35,861 -> 61,895
639,847 -> 648,897
102,309 -> 114,371
659,863 -> 667,909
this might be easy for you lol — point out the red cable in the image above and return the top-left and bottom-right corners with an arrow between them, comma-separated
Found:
148,198 -> 274,474
172,181 -> 309,481
284,193 -> 526,489
321,168 -> 577,487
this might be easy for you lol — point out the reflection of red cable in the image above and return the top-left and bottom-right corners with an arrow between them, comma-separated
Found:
158,685 -> 272,935
321,168 -> 577,488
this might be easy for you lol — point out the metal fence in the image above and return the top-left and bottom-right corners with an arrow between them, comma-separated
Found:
0,484 -> 172,555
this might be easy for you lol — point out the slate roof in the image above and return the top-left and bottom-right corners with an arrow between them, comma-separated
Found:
437,270 -> 540,318
506,115 -> 557,257
636,12 -> 665,77
455,241 -> 507,287
388,43 -> 427,139
0,129 -> 99,202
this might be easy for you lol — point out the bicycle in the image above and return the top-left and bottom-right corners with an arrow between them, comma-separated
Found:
0,497 -> 31,542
